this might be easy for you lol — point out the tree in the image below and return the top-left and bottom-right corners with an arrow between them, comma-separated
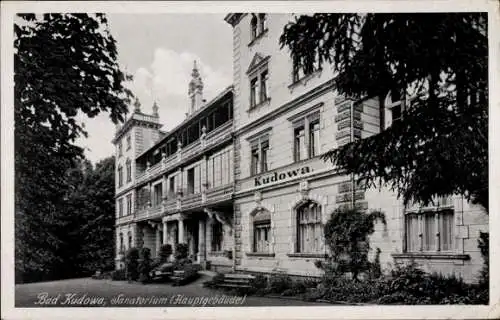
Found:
72,157 -> 117,275
280,13 -> 488,211
15,13 -> 132,283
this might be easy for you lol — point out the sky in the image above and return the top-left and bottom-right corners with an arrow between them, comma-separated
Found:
75,14 -> 233,163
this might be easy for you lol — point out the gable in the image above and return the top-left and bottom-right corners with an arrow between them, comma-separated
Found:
246,53 -> 270,75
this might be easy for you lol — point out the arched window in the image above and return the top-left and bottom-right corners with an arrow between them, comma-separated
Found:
250,14 -> 258,40
296,201 -> 322,253
252,209 -> 271,253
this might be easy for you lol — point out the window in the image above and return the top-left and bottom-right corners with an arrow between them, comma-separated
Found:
153,184 -> 162,207
293,112 -> 320,162
211,220 -> 223,252
258,13 -> 267,33
208,149 -> 232,188
126,159 -> 132,183
294,125 -> 306,162
251,147 -> 260,176
252,209 -> 271,253
260,69 -> 268,102
118,165 -> 123,187
248,54 -> 270,109
126,135 -> 131,150
126,194 -> 132,215
119,233 -> 124,252
128,231 -> 133,249
296,201 -> 323,253
250,77 -> 258,108
187,168 -> 195,195
292,52 -> 321,83
254,222 -> 271,253
250,137 -> 269,175
384,89 -> 416,128
250,14 -> 258,40
250,13 -> 267,41
118,198 -> 124,217
169,176 -> 176,198
118,141 -> 123,156
405,198 -> 454,253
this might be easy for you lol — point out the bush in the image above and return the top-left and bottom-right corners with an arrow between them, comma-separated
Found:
125,248 -> 139,281
174,243 -> 189,260
158,244 -> 173,263
478,231 -> 489,289
268,272 -> 292,294
138,247 -> 152,283
323,207 -> 386,280
111,269 -> 126,281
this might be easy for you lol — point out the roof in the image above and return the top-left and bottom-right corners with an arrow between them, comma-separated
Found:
135,85 -> 234,160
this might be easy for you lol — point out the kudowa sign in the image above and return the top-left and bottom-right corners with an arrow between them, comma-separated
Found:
254,166 -> 312,186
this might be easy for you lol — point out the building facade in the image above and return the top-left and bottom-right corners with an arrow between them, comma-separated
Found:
113,13 -> 488,284
114,63 -> 235,272
224,13 -> 488,282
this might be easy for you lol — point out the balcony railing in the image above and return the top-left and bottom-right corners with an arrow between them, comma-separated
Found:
204,121 -> 232,148
134,122 -> 232,186
135,205 -> 163,221
182,192 -> 203,210
116,214 -> 134,225
206,183 -> 234,205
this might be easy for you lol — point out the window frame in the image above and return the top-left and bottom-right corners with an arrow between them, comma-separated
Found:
404,197 -> 455,254
249,136 -> 270,176
295,201 -> 323,254
253,220 -> 271,253
126,159 -> 132,183
118,165 -> 123,187
292,112 -> 320,162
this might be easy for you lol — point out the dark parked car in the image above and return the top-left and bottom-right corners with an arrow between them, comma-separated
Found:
149,262 -> 174,282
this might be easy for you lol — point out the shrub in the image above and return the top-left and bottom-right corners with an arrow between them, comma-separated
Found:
138,247 -> 152,283
323,207 -> 386,281
125,248 -> 139,281
268,272 -> 292,294
478,231 -> 489,289
111,269 -> 126,281
158,244 -> 173,263
174,243 -> 189,260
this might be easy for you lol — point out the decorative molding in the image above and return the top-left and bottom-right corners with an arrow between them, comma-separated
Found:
392,253 -> 470,261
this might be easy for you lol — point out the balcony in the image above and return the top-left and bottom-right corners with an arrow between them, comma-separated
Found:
116,214 -> 134,225
182,192 -> 203,210
135,205 -> 163,221
204,121 -> 232,149
205,183 -> 234,205
134,121 -> 233,187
